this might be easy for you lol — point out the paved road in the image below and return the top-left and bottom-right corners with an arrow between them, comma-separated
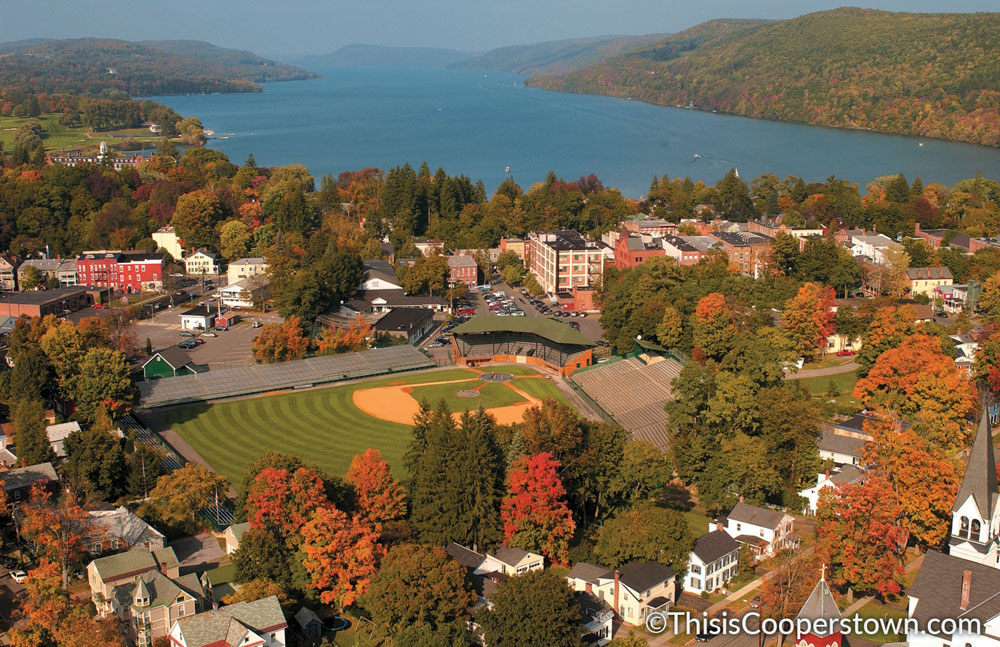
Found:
786,361 -> 858,380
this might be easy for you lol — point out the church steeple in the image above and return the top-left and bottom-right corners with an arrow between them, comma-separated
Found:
952,410 -> 997,522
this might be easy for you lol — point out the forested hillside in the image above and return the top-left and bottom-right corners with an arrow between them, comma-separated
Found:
295,44 -> 474,67
527,8 -> 1000,146
448,33 -> 673,77
0,38 -> 317,96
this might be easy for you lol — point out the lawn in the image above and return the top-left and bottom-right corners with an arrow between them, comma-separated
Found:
0,113 -> 168,153
409,380 -> 527,411
790,370 -> 859,409
848,600 -> 908,644
164,368 -> 479,486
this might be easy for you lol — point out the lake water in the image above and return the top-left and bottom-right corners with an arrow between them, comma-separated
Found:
152,66 -> 1000,198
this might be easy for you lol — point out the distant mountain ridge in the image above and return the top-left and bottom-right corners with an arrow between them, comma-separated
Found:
295,44 -> 475,67
0,38 -> 317,96
447,33 -> 671,76
526,8 -> 1000,146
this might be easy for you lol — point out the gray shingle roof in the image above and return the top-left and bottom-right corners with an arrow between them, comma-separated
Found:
796,578 -> 841,636
1,461 -> 58,491
817,431 -> 867,460
174,595 -> 287,646
91,549 -> 158,583
953,411 -> 997,518
909,550 -> 1000,638
447,542 -> 485,570
146,346 -> 194,371
567,561 -> 611,585
488,546 -> 532,567
726,502 -> 786,530
691,530 -> 740,564
617,560 -> 676,594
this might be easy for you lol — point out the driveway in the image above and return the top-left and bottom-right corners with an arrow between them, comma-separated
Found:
168,532 -> 227,575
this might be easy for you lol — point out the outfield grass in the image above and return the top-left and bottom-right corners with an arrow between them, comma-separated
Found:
480,365 -> 541,376
166,369 -> 478,486
511,376 -> 571,404
409,380 -> 527,411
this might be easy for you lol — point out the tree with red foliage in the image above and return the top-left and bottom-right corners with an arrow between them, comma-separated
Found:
345,449 -> 405,528
972,330 -> 1000,395
782,282 -> 836,360
853,334 -> 978,449
692,292 -> 736,361
19,486 -> 88,590
501,452 -> 576,564
862,413 -> 961,547
816,476 -> 908,598
252,315 -> 310,363
246,467 -> 330,549
300,505 -> 384,607
316,315 -> 372,355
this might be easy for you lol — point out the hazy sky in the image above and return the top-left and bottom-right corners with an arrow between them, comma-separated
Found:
3,0 -> 998,56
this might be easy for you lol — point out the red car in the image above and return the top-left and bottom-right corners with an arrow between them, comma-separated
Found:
836,349 -> 856,356
193,338 -> 206,346
457,307 -> 475,316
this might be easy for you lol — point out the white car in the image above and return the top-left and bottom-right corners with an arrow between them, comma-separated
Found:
10,570 -> 27,583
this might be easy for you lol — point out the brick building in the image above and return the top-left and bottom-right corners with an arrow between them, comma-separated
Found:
0,287 -> 92,317
76,250 -> 166,293
661,235 -> 720,266
614,233 -> 665,269
447,254 -> 479,288
710,232 -> 773,277
527,231 -> 608,295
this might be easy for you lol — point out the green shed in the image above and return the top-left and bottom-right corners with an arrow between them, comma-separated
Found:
142,346 -> 200,380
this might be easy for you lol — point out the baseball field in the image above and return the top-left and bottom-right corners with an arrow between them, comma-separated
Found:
164,366 -> 571,485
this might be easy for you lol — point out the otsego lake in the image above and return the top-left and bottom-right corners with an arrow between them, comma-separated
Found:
152,66 -> 1000,197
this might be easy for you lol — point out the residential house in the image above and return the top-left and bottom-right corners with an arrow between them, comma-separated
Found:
0,254 -> 17,291
223,523 -> 250,554
661,234 -> 720,266
200,564 -> 239,609
2,462 -> 60,504
180,305 -> 217,330
88,546 -> 201,646
167,595 -> 287,647
832,412 -> 910,441
951,332 -> 980,374
615,233 -> 665,269
45,421 -> 80,457
526,230 -> 608,295
219,276 -> 269,309
796,574 -> 843,647
685,530 -> 740,594
849,233 -> 898,265
373,308 -> 435,344
226,257 -> 269,284
721,501 -> 796,559
142,347 -> 201,380
294,607 -> 325,640
905,266 -> 953,297
360,260 -> 402,291
485,546 -> 545,576
575,591 -> 614,646
184,249 -> 219,277
0,434 -> 17,467
447,254 -> 479,288
566,560 -> 676,627
85,506 -> 166,555
17,258 -> 78,288
907,411 -> 1000,647
413,238 -> 445,256
799,465 -> 867,514
817,431 -> 866,466
152,226 -> 185,260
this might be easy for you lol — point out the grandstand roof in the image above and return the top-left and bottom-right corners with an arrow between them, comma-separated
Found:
451,316 -> 594,347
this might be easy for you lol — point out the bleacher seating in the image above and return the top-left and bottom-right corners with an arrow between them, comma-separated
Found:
571,357 -> 684,450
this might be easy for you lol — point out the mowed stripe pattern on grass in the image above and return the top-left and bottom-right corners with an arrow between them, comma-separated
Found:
166,369 -> 479,486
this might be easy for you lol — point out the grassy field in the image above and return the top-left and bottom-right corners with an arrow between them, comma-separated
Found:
791,370 -> 860,409
0,113 -> 166,153
164,367 -> 570,487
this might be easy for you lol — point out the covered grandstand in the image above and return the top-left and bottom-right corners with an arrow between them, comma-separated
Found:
138,345 -> 435,408
570,355 -> 684,449
450,316 -> 595,376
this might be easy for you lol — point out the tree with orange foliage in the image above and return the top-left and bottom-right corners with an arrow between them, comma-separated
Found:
853,334 -> 977,449
972,330 -> 1000,395
252,315 -> 310,363
782,282 -> 836,360
300,505 -> 384,606
862,413 -> 961,547
501,452 -> 576,565
246,467 -> 331,549
856,306 -> 915,375
19,486 -> 88,590
759,550 -> 824,634
816,476 -> 908,598
692,292 -> 736,361
316,315 -> 371,355
10,559 -> 125,647
345,449 -> 406,527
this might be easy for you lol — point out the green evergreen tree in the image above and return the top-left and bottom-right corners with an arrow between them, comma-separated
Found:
13,399 -> 55,466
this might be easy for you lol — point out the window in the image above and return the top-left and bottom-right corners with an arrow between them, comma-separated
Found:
960,516 -> 970,538
971,519 -> 981,540
690,564 -> 701,574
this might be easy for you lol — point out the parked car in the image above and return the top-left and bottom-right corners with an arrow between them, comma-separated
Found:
252,321 -> 262,328
215,326 -> 227,331
179,339 -> 197,349
835,349 -> 856,356
179,331 -> 195,337
695,626 -> 720,643
201,332 -> 217,338
192,338 -> 205,346
10,570 -> 27,583
93,303 -> 106,309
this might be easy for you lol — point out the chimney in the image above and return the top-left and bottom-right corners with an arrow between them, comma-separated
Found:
825,467 -> 831,480
961,570 -> 972,610
716,521 -> 724,532
914,222 -> 921,234
614,570 -> 620,616
739,495 -> 745,504
585,582 -> 593,594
